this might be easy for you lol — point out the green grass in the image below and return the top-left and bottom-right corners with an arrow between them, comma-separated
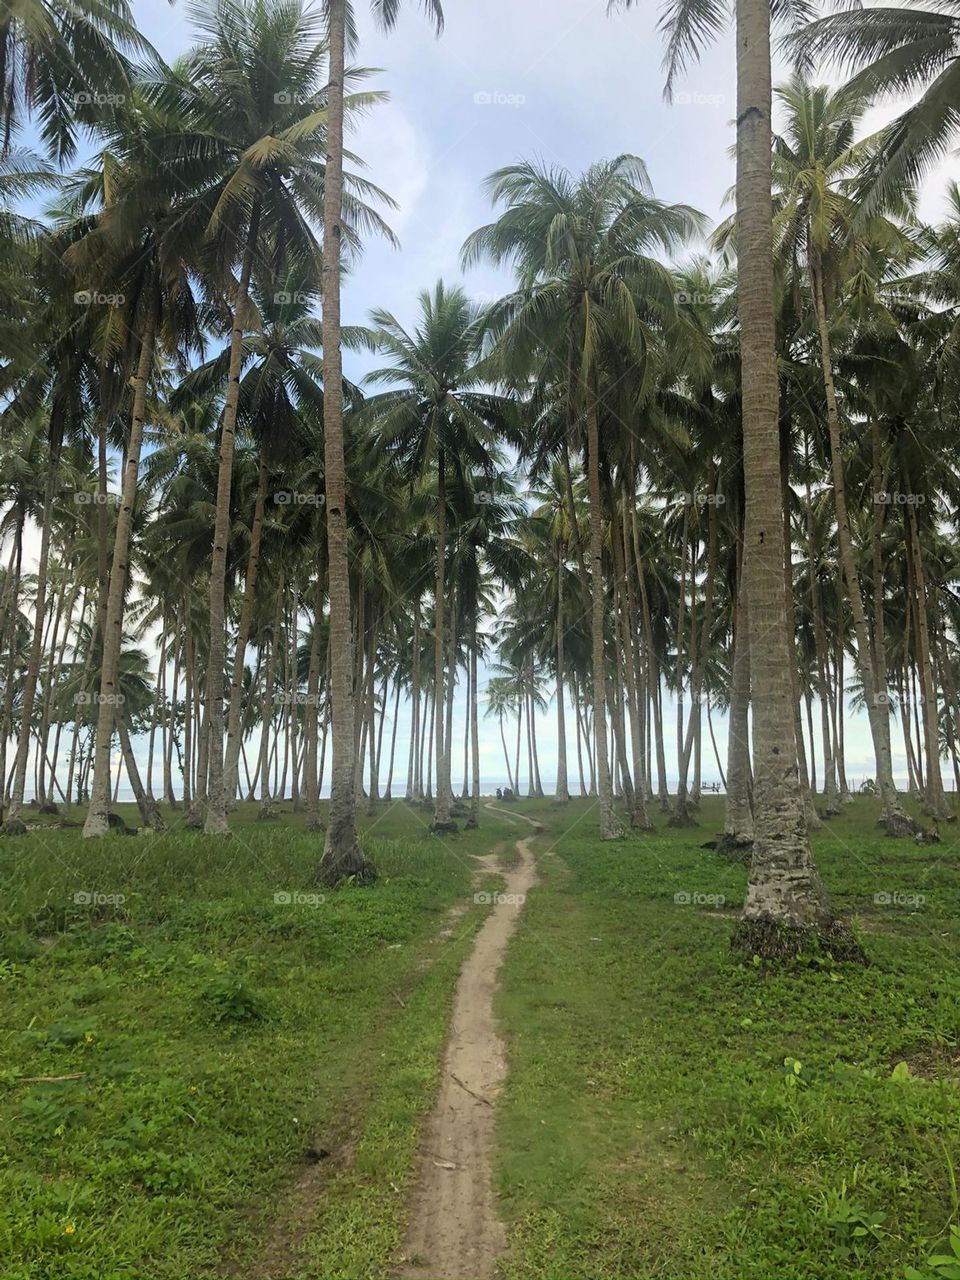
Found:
494,795 -> 960,1280
3,794 -> 959,1279
0,800 -> 519,1280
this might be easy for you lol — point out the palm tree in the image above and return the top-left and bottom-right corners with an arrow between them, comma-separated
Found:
610,0 -> 863,956
161,0 -> 393,837
361,280 -> 514,830
785,0 -> 960,212
317,0 -> 443,884
62,97 -> 205,838
464,155 -> 702,839
764,74 -> 920,835
0,0 -> 149,162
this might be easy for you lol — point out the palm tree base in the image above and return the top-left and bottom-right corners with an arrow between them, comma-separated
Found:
1,818 -> 27,836
667,807 -> 698,829
315,845 -> 377,887
713,833 -> 754,863
879,810 -> 922,838
430,819 -> 459,835
731,912 -> 865,963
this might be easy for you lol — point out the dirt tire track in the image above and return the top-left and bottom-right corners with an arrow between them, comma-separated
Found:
395,808 -> 540,1279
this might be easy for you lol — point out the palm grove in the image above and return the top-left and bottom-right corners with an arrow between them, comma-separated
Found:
1,0 -> 959,958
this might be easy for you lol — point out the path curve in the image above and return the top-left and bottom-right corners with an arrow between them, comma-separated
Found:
395,809 -> 539,1279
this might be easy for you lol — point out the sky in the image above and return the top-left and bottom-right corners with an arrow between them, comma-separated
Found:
17,0 -> 956,796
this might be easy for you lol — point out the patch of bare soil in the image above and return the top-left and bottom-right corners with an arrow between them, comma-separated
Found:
395,815 -> 539,1279
228,890 -> 485,1280
898,1043 -> 960,1080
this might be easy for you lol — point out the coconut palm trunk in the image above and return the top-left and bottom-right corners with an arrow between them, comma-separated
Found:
204,204 -> 261,835
223,451 -> 268,806
585,388 -> 622,838
431,446 -> 453,829
808,254 -> 914,835
316,0 -> 374,881
906,503 -> 950,820
304,577 -> 324,829
4,420 -> 64,833
555,554 -> 570,803
730,0 -> 858,958
468,617 -> 481,827
82,296 -> 159,838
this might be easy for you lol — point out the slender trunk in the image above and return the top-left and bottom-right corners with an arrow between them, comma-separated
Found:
82,295 -> 159,838
906,504 -> 949,819
203,205 -> 261,834
810,255 -> 912,834
7,450 -> 58,821
224,450 -> 269,805
731,0 -> 852,955
316,0 -> 372,881
555,557 -> 570,802
585,385 -> 622,838
385,673 -> 401,801
305,576 -> 324,830
118,717 -> 165,831
432,448 -> 452,827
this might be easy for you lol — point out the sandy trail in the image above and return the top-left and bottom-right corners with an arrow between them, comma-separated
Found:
396,807 -> 540,1279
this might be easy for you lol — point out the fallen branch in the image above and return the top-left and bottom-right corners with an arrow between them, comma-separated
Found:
450,1071 -> 493,1106
16,1072 -> 87,1084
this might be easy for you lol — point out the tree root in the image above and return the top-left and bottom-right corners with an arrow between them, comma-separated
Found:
731,913 -> 865,964
315,845 -> 377,888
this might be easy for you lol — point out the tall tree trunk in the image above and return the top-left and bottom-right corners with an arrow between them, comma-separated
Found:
204,205 -> 261,834
8,488 -> 55,821
385,672 -> 401,801
722,567 -> 754,848
305,577 -> 325,830
467,618 -> 481,827
82,295 -> 158,838
431,448 -> 452,829
730,0 -> 855,956
554,556 -> 570,803
118,716 -> 165,831
809,255 -> 915,835
585,387 -> 622,838
316,0 -> 373,881
906,504 -> 950,820
224,450 -> 269,806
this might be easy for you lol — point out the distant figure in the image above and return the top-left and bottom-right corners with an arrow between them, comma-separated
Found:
496,787 -> 503,799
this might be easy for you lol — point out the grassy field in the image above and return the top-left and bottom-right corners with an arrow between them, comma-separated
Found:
1,795 -> 958,1279
495,796 -> 960,1280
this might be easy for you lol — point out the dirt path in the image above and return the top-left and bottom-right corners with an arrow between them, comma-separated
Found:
396,808 -> 540,1279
